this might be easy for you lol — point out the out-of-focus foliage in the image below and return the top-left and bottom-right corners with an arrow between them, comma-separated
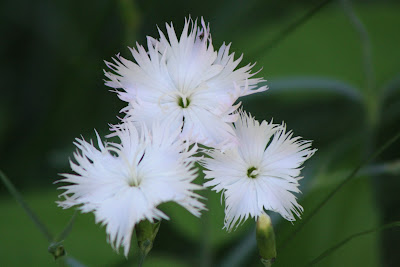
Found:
1,0 -> 399,266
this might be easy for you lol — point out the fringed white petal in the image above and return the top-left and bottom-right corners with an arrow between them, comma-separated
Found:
201,111 -> 316,231
57,122 -> 205,256
104,17 -> 267,148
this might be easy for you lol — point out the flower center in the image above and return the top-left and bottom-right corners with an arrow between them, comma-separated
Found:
247,166 -> 259,179
127,176 -> 141,187
177,96 -> 190,108
127,152 -> 145,187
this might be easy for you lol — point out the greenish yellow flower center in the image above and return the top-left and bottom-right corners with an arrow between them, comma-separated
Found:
247,166 -> 259,179
177,96 -> 190,108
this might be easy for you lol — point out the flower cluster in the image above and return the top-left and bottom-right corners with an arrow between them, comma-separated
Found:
57,17 -> 315,256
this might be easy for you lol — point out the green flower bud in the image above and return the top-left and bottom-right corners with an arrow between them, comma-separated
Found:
48,241 -> 66,260
256,213 -> 276,266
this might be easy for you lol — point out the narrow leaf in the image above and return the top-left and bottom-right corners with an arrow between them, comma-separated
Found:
265,76 -> 363,103
305,222 -> 400,266
279,130 -> 400,251
0,170 -> 53,242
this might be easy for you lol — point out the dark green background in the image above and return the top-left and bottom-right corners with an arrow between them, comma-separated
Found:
1,0 -> 399,266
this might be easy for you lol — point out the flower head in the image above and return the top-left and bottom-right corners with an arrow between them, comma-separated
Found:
104,17 -> 267,148
201,111 -> 316,231
57,122 -> 204,256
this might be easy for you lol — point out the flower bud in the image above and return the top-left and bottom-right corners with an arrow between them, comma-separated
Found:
48,241 -> 66,260
256,213 -> 276,266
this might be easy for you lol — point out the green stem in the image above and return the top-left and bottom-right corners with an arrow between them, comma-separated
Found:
55,211 -> 77,242
278,130 -> 400,251
118,0 -> 141,46
341,0 -> 375,93
138,252 -> 146,267
305,221 -> 400,266
0,169 -> 53,242
361,159 -> 400,176
200,190 -> 212,267
251,0 -> 333,57
340,0 -> 377,127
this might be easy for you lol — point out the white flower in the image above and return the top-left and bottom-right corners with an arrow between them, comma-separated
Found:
201,111 -> 316,231
104,17 -> 267,148
57,122 -> 205,256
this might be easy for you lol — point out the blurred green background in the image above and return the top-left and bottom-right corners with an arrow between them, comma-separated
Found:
1,0 -> 399,266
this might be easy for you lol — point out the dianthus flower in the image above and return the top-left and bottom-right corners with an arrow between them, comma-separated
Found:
104,18 -> 267,148
202,111 -> 316,230
57,122 -> 204,255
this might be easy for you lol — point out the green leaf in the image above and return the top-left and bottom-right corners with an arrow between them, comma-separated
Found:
264,76 -> 363,103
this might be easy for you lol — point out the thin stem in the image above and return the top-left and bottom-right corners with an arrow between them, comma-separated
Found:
138,252 -> 146,267
200,190 -> 212,267
64,256 -> 87,267
251,0 -> 333,57
118,0 -> 141,46
341,0 -> 375,93
0,169 -> 53,242
55,211 -> 77,242
305,221 -> 400,266
340,0 -> 377,128
360,159 -> 400,176
278,130 -> 400,251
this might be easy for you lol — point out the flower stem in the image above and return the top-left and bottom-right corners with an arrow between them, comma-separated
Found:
138,252 -> 146,267
340,0 -> 377,128
0,169 -> 53,242
118,0 -> 141,46
251,0 -> 333,57
341,0 -> 375,93
304,221 -> 400,266
200,190 -> 212,267
278,130 -> 400,251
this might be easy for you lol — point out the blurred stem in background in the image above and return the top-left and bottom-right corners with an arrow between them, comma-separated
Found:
248,0 -> 333,58
219,0 -> 400,265
341,0 -> 378,128
305,221 -> 400,267
0,170 -> 53,242
278,130 -> 400,251
341,1 -> 400,266
118,0 -> 141,46
0,170 -> 83,266
200,173 -> 213,267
